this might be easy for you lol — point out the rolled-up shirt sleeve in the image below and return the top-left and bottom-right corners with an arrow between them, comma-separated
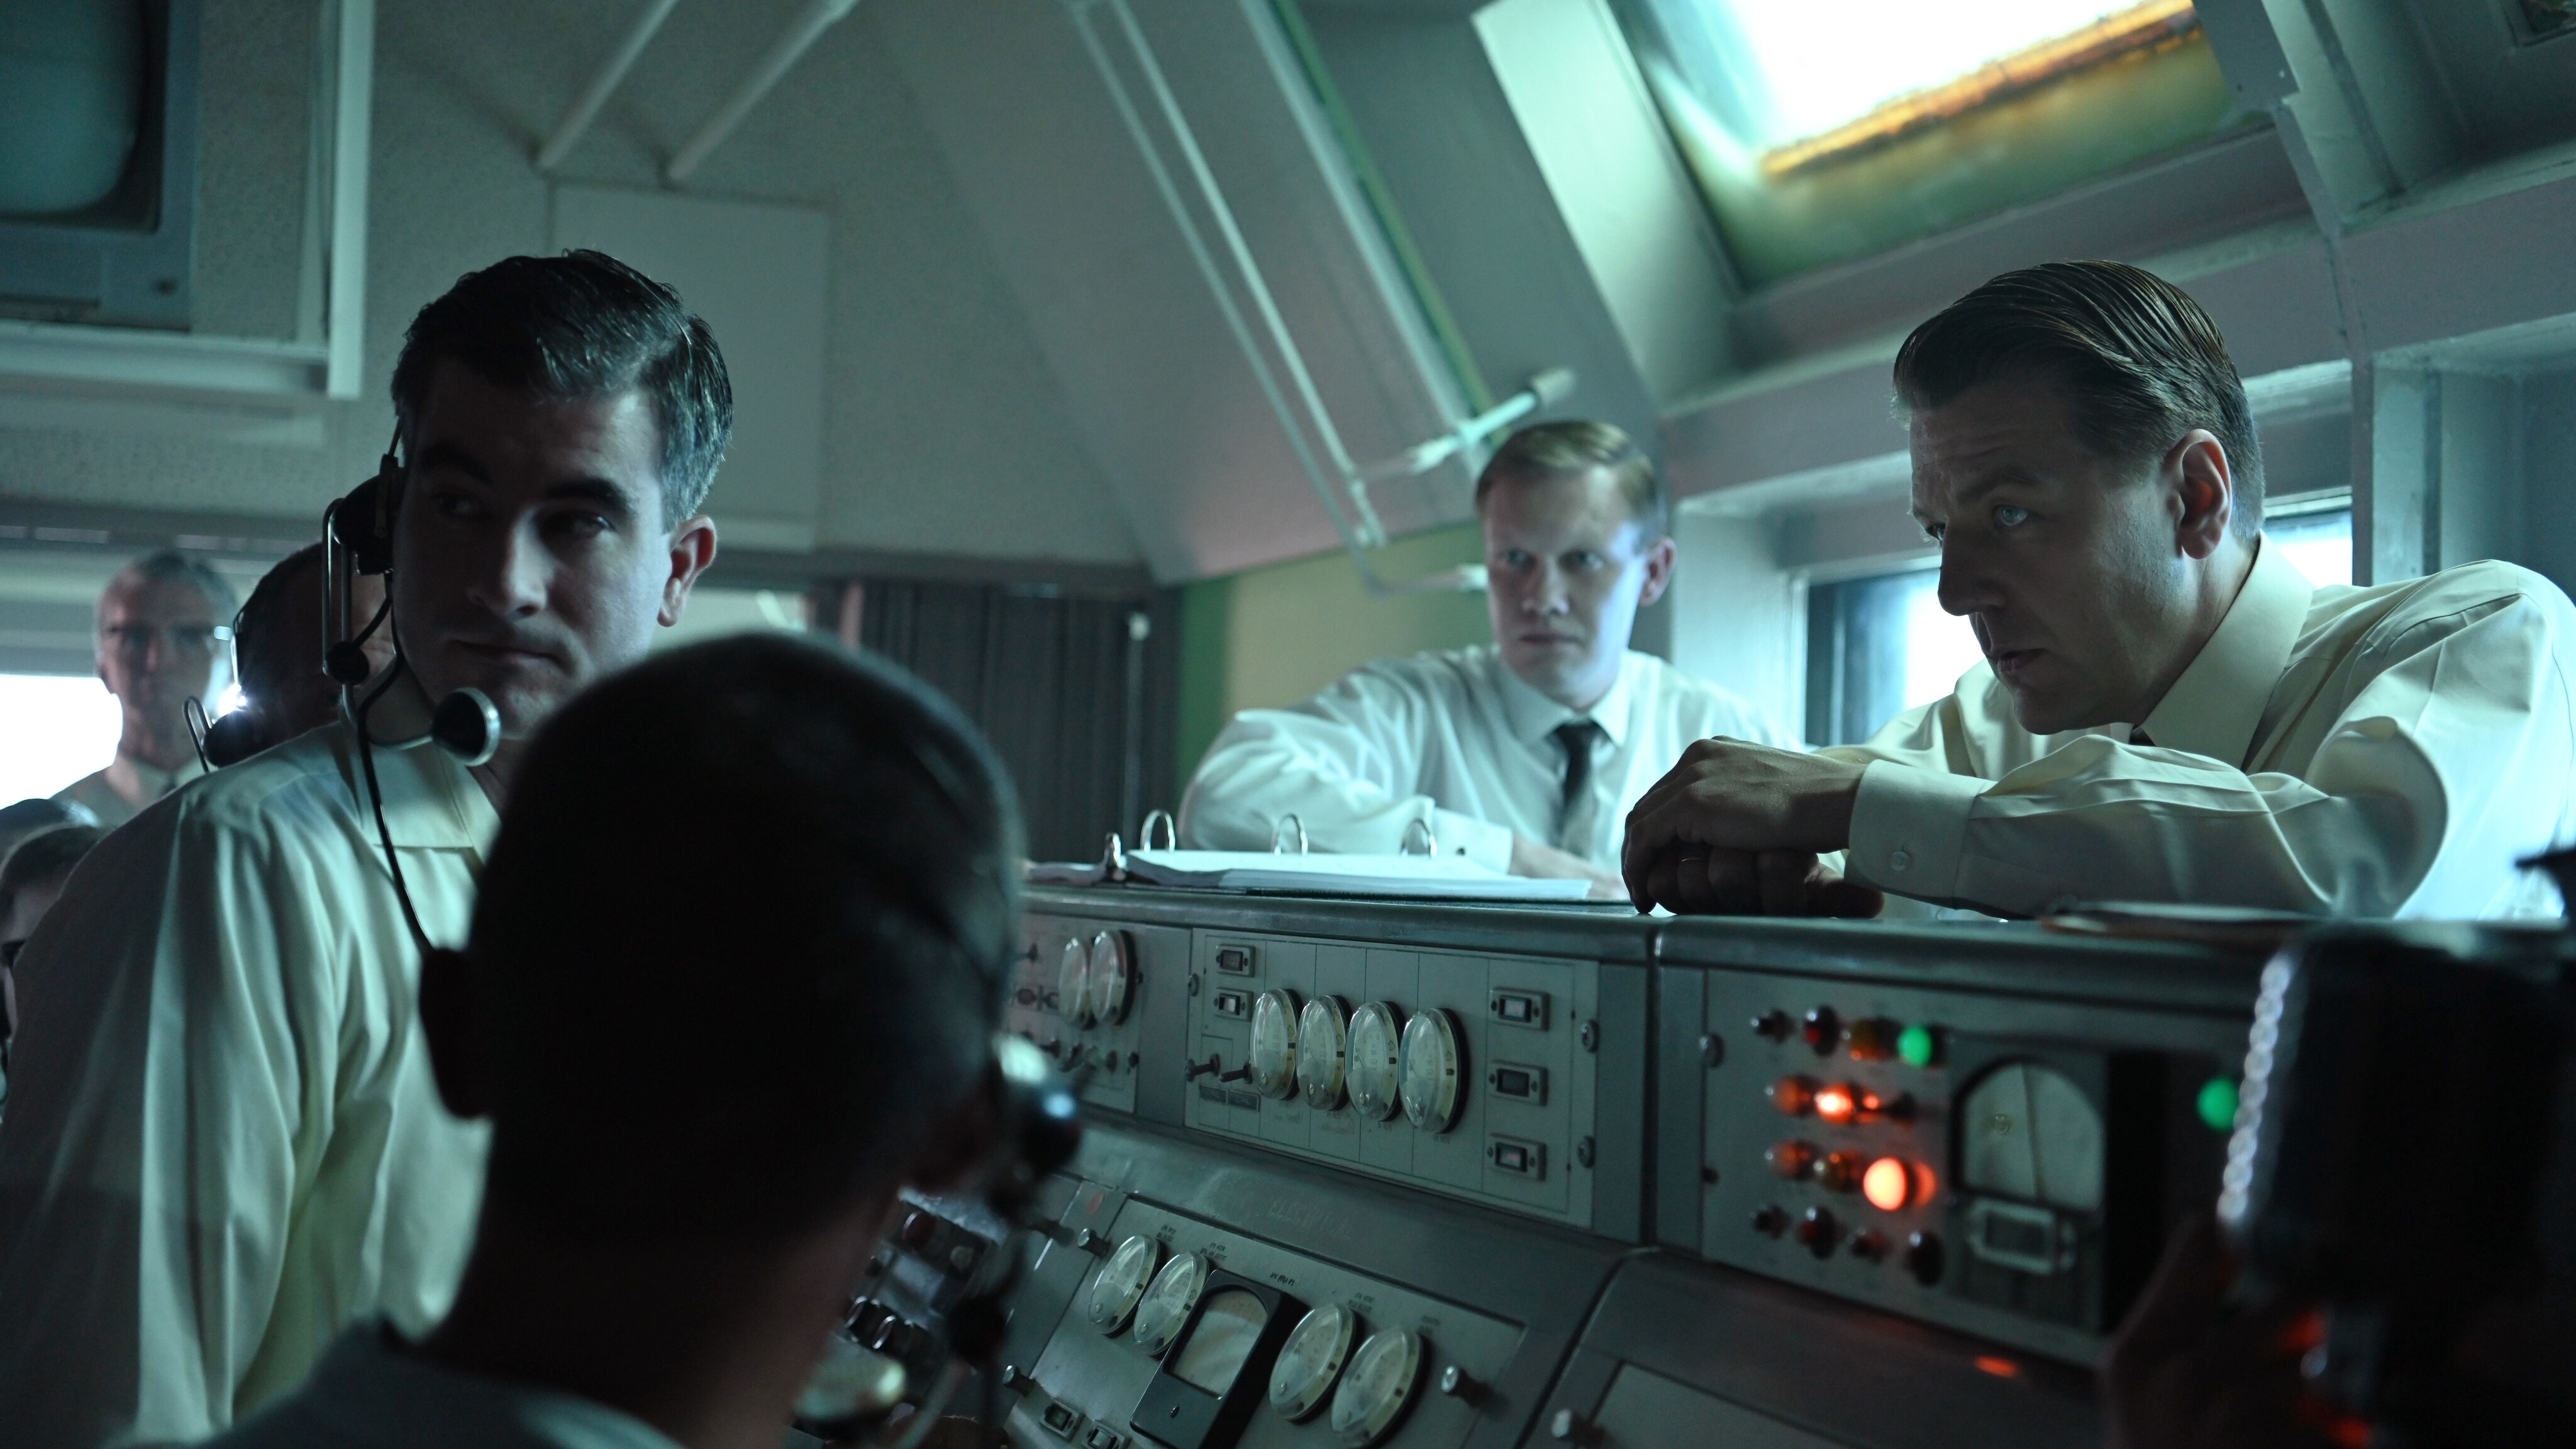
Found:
1827,594 -> 2573,919
1179,672 -> 1516,872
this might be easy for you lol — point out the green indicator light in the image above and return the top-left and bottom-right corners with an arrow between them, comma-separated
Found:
2197,1076 -> 2240,1132
1896,1023 -> 1938,1069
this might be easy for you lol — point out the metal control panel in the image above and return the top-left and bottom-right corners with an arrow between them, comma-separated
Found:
1655,918 -> 2260,1364
1184,931 -> 1606,1231
1020,892 -> 1653,1240
1014,914 -> 1193,1118
980,889 -> 2287,1449
996,1123 -> 1626,1449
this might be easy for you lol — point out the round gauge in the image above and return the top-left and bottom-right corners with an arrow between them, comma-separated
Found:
1085,1234 -> 1160,1335
1327,1326 -> 1423,1447
1249,989 -> 1302,1100
1269,1302 -> 1357,1421
1346,1002 -> 1404,1120
1087,930 -> 1134,1024
1297,996 -> 1350,1109
1057,938 -> 1095,1029
1131,1250 -> 1209,1357
1399,1009 -> 1465,1132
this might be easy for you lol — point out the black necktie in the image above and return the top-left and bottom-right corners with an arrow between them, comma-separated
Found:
1555,721 -> 1604,813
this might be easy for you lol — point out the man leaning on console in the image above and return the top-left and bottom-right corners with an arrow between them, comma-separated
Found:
1621,260 -> 2576,923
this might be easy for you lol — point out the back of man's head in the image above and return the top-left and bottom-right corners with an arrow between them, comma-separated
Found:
1475,421 -> 1668,542
468,635 -> 1021,1240
391,250 -> 733,529
1894,260 -> 2265,532
233,545 -> 326,731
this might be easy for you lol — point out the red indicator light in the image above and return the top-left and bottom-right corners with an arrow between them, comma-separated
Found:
1862,1157 -> 1914,1211
1973,1355 -> 2021,1379
1813,1084 -> 1857,1124
1767,1075 -> 1816,1116
1765,1140 -> 1817,1180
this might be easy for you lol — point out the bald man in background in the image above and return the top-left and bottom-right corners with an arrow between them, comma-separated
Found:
57,550 -> 236,826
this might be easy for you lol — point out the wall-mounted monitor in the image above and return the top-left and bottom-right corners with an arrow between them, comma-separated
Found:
0,0 -> 200,328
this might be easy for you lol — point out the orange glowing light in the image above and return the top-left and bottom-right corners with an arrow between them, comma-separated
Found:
1973,1355 -> 2022,1380
1813,1084 -> 1858,1124
1862,1157 -> 1914,1211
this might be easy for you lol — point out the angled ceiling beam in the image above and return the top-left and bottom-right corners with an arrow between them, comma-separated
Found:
665,0 -> 862,184
536,0 -> 686,171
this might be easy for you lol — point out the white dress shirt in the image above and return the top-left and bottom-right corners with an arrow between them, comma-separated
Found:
202,1322 -> 684,1449
55,753 -> 208,829
1182,645 -> 1796,871
0,707 -> 494,1448
1826,538 -> 2576,919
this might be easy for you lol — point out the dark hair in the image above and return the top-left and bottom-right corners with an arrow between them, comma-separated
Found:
391,250 -> 733,528
470,635 -> 1021,1238
233,544 -> 325,716
106,548 -> 237,621
0,824 -> 106,924
1475,420 -> 1669,541
1894,261 -> 2263,532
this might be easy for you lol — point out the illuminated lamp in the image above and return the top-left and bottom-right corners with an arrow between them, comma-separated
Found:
1813,1083 -> 1858,1125
1862,1157 -> 1915,1211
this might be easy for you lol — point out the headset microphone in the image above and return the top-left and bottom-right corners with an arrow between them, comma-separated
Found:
324,429 -> 508,955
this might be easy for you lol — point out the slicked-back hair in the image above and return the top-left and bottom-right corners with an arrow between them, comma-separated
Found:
1475,420 -> 1669,543
470,635 -> 1021,1240
1894,261 -> 2264,533
103,548 -> 236,623
391,250 -> 733,529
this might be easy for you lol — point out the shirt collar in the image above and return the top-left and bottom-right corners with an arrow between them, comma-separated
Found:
2133,535 -> 2313,769
341,672 -> 502,852
1494,648 -> 1633,750
112,752 -> 204,797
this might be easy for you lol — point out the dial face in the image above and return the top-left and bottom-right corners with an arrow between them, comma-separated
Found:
1087,930 -> 1133,1024
1250,989 -> 1302,1100
1086,1234 -> 1160,1334
1297,996 -> 1350,1109
1327,1326 -> 1423,1447
1269,1302 -> 1357,1421
1347,1002 -> 1404,1120
1399,1009 -> 1465,1132
1959,1062 -> 2104,1211
1131,1250 -> 1209,1357
1057,938 -> 1095,1029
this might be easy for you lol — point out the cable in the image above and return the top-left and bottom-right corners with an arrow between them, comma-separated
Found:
350,611 -> 435,959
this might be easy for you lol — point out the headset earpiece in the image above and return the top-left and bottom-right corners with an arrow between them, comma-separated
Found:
329,450 -> 404,577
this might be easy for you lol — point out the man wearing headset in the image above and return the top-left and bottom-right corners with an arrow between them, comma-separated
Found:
204,636 -> 1018,1449
0,251 -> 726,1448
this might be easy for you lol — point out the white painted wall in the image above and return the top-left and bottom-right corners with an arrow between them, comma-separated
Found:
0,0 -> 1140,567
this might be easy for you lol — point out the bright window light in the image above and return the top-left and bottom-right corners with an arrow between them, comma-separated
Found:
2268,508 -> 2352,588
1711,1 -> 2174,152
1897,572 -> 1986,711
0,674 -> 123,805
1620,1 -> 2235,286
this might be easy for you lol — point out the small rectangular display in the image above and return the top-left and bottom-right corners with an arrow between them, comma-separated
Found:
1489,989 -> 1548,1028
1214,944 -> 1258,975
1171,1289 -> 1271,1394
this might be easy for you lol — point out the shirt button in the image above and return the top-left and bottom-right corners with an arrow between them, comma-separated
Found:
1889,850 -> 1913,872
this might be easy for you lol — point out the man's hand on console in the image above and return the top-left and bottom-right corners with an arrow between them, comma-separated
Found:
1620,740 -> 1877,916
1630,846 -> 1884,917
1508,835 -> 1626,900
